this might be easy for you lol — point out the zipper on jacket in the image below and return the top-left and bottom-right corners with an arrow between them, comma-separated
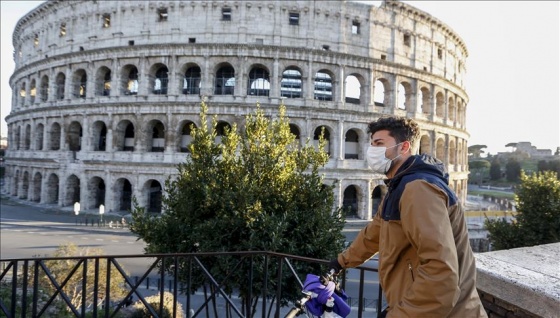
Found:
407,262 -> 415,282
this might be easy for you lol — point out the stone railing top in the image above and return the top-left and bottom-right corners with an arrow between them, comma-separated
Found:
475,242 -> 560,318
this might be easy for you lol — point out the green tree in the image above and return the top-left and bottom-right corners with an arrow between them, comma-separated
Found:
467,145 -> 487,159
468,160 -> 490,185
505,158 -> 521,182
485,171 -> 560,250
537,160 -> 549,172
489,157 -> 502,180
130,102 -> 345,317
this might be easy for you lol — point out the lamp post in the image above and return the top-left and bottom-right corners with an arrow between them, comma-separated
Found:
74,202 -> 80,225
99,204 -> 105,226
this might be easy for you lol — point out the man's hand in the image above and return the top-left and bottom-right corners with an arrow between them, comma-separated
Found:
328,258 -> 343,275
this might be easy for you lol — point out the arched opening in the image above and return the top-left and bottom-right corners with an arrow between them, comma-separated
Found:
281,67 -> 302,98
65,174 -> 80,207
289,124 -> 301,149
96,67 -> 112,96
344,129 -> 359,159
46,173 -> 59,204
29,79 -> 36,104
215,121 -> 231,144
448,97 -> 456,122
116,121 -> 135,151
88,177 -> 106,209
247,66 -> 270,96
436,138 -> 445,162
73,69 -> 87,99
122,65 -> 139,95
50,123 -> 61,150
314,70 -> 333,101
183,66 -> 201,95
420,87 -> 431,114
313,126 -> 330,156
40,75 -> 49,102
92,121 -> 107,151
67,122 -> 82,151
371,185 -> 384,216
342,185 -> 358,217
179,121 -> 196,152
147,180 -> 162,213
153,65 -> 169,95
215,65 -> 235,95
436,92 -> 444,117
345,75 -> 361,104
397,83 -> 407,110
373,79 -> 387,106
56,73 -> 65,100
115,178 -> 133,212
32,172 -> 42,202
36,123 -> 44,150
419,135 -> 431,155
21,171 -> 29,199
23,125 -> 31,150
149,121 -> 165,152
19,82 -> 26,106
449,140 -> 457,165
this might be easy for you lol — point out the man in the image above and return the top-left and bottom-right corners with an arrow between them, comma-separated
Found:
330,116 -> 487,317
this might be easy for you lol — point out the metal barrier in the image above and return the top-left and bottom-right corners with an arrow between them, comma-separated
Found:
1,251 -> 381,318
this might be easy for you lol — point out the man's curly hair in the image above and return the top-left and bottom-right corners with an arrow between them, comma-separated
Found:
367,116 -> 420,146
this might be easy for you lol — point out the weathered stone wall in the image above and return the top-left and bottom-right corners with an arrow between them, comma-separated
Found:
5,0 -> 470,217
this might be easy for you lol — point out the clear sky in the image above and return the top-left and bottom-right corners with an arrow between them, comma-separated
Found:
1,1 -> 559,156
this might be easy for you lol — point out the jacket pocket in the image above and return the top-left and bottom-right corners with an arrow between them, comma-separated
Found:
407,260 -> 415,282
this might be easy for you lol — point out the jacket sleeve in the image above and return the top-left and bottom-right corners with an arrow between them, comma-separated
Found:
389,180 -> 460,317
338,208 -> 381,268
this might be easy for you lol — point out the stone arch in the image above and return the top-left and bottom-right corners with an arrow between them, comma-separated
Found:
419,134 -> 431,155
20,171 -> 30,199
45,173 -> 59,204
67,121 -> 82,151
29,79 -> 36,104
88,176 -> 106,209
247,64 -> 270,96
281,66 -> 303,98
23,124 -> 31,150
373,78 -> 390,106
342,184 -> 359,217
35,123 -> 44,150
344,128 -> 360,159
371,184 -> 387,216
95,66 -> 112,96
65,174 -> 81,206
19,81 -> 26,106
436,138 -> 445,162
146,120 -> 166,152
398,81 -> 412,111
314,69 -> 334,101
420,86 -> 431,114
50,122 -> 61,150
215,121 -> 232,144
115,120 -> 135,151
31,171 -> 42,202
313,125 -> 333,156
449,139 -> 457,165
150,63 -> 169,95
448,96 -> 456,122
178,120 -> 196,152
435,92 -> 444,117
114,178 -> 133,212
214,63 -> 235,95
91,120 -> 107,151
40,75 -> 49,102
14,126 -> 21,150
121,64 -> 139,95
289,123 -> 301,148
345,73 -> 365,105
55,72 -> 65,100
182,64 -> 202,95
145,179 -> 163,213
72,69 -> 87,99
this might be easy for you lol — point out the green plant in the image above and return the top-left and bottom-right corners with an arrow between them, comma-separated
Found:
128,292 -> 184,318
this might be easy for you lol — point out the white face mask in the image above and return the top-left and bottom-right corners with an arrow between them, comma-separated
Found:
366,143 -> 402,175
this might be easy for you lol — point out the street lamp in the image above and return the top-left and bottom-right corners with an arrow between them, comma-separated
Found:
74,202 -> 80,225
99,204 -> 105,225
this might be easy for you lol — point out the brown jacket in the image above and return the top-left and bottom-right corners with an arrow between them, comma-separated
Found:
338,155 -> 487,317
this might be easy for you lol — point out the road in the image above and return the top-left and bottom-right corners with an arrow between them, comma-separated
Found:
0,194 -> 382,313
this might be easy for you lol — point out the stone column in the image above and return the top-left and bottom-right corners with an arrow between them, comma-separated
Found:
337,120 -> 344,160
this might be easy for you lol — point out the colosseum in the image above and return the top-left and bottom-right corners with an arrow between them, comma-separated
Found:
4,0 -> 469,219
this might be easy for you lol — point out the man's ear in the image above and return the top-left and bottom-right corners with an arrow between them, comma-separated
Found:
401,140 -> 412,154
